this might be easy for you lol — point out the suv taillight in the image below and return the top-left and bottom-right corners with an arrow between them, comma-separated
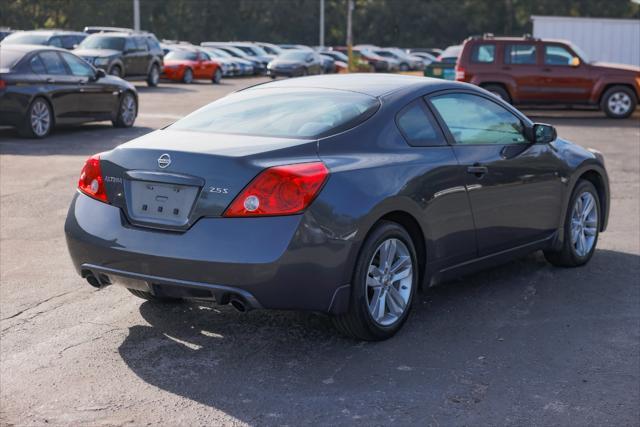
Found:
224,162 -> 329,217
0,79 -> 6,90
455,64 -> 466,81
78,154 -> 108,202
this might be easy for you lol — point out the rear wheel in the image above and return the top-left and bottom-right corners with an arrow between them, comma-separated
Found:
332,221 -> 418,341
182,68 -> 193,84
483,84 -> 511,103
19,97 -> 52,138
112,92 -> 137,128
601,85 -> 636,118
212,68 -> 222,84
147,64 -> 160,87
128,289 -> 182,303
544,180 -> 600,267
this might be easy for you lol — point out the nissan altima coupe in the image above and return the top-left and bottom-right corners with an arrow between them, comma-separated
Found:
65,74 -> 609,340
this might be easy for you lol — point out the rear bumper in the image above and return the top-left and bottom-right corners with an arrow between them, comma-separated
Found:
65,193 -> 352,313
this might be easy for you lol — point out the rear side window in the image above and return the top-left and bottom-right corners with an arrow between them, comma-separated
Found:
29,55 -> 47,73
396,100 -> 444,146
504,44 -> 537,65
471,44 -> 495,63
48,37 -> 63,48
134,37 -> 148,51
39,51 -> 68,75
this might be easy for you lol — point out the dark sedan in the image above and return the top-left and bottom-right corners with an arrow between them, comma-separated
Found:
0,45 -> 138,138
267,50 -> 324,78
65,74 -> 609,340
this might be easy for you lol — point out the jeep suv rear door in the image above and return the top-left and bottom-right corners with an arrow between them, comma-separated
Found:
502,42 -> 543,102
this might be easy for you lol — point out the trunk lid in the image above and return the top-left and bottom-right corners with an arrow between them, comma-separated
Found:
100,129 -> 319,230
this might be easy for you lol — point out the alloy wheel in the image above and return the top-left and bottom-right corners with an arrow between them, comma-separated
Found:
120,94 -> 136,126
607,92 -> 632,116
366,238 -> 413,326
30,99 -> 51,137
183,69 -> 193,84
150,66 -> 159,85
570,192 -> 598,257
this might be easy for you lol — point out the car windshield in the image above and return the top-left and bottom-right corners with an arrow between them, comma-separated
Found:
2,32 -> 49,45
165,50 -> 198,60
569,42 -> 590,63
279,50 -> 308,61
78,36 -> 125,51
0,47 -> 24,68
211,48 -> 231,58
169,88 -> 380,139
440,45 -> 462,60
235,45 -> 268,56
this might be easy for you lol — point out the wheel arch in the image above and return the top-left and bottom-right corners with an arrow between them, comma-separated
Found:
479,82 -> 513,102
598,83 -> 639,104
577,169 -> 608,232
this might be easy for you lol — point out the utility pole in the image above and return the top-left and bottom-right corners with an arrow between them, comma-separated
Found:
319,0 -> 325,47
133,0 -> 140,31
346,0 -> 354,71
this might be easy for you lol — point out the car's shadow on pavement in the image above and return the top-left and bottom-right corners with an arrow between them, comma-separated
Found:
118,249 -> 640,425
0,125 -> 155,156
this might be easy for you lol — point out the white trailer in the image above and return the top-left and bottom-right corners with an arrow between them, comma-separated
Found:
532,15 -> 640,66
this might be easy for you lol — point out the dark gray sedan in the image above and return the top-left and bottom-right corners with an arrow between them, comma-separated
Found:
65,74 -> 609,340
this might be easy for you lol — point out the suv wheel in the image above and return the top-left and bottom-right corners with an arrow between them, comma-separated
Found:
332,221 -> 418,341
483,84 -> 511,103
109,65 -> 122,77
601,86 -> 636,118
19,97 -> 52,138
147,64 -> 160,87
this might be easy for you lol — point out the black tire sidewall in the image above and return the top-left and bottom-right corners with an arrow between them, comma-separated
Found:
484,84 -> 511,103
351,222 -> 418,339
563,180 -> 600,265
109,65 -> 122,77
147,64 -> 159,87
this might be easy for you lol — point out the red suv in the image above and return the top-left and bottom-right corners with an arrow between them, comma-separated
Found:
455,35 -> 640,118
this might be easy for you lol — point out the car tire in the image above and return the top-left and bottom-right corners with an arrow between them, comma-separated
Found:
483,84 -> 511,103
183,68 -> 193,84
147,64 -> 160,87
127,288 -> 182,303
109,65 -> 122,78
332,221 -> 418,341
212,68 -> 222,84
112,92 -> 137,128
601,85 -> 636,119
544,180 -> 600,267
19,97 -> 53,138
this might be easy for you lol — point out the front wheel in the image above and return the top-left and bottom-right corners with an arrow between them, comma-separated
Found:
112,92 -> 137,128
212,68 -> 222,84
332,221 -> 418,341
147,64 -> 160,87
544,180 -> 600,267
182,68 -> 193,84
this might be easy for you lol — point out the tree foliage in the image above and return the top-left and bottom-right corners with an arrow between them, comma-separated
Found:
1,0 -> 638,48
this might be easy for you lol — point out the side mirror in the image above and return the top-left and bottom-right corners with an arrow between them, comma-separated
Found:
95,69 -> 106,80
532,123 -> 557,144
570,57 -> 580,67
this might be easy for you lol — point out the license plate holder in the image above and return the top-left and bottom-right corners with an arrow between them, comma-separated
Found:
127,180 -> 199,226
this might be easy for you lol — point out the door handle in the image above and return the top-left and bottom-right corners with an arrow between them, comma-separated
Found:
467,165 -> 488,176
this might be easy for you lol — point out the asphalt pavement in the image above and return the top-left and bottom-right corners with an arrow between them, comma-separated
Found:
1,77 -> 639,426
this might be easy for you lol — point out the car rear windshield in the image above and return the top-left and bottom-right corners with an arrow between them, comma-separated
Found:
279,50 -> 309,60
169,88 -> 380,139
78,36 -> 125,51
165,50 -> 198,60
2,32 -> 49,45
0,47 -> 25,69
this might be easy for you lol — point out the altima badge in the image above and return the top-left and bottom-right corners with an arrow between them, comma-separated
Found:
157,154 -> 171,169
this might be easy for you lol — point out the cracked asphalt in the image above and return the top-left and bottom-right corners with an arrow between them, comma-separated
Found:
1,77 -> 639,426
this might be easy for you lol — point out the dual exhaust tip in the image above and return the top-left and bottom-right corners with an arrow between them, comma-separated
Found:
84,271 -> 249,312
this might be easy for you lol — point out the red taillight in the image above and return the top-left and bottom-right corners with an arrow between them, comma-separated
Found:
455,64 -> 466,81
0,79 -> 6,90
224,162 -> 329,217
78,154 -> 108,202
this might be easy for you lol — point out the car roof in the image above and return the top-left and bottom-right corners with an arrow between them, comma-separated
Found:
0,44 -> 67,54
250,73 -> 462,97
